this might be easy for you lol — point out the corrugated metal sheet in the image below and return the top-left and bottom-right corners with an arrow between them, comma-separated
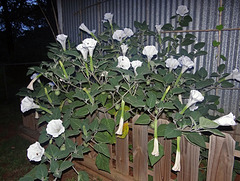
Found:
59,0 -> 240,116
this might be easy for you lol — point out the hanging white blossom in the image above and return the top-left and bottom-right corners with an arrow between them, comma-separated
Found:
104,13 -> 114,25
165,56 -> 180,72
76,43 -> 89,60
56,34 -> 68,51
224,69 -> 240,82
21,96 -> 40,113
117,56 -> 131,70
178,55 -> 194,73
82,38 -> 98,57
112,30 -> 127,42
142,45 -> 158,62
131,60 -> 143,75
176,5 -> 189,16
213,112 -> 237,126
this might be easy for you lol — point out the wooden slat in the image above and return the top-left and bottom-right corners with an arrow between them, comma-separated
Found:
132,115 -> 148,181
116,135 -> 129,175
154,137 -> 172,181
206,133 -> 235,181
154,119 -> 172,181
177,136 -> 200,181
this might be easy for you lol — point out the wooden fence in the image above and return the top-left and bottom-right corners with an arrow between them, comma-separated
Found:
20,112 -> 240,181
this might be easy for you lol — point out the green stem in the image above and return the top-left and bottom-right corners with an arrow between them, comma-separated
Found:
110,24 -> 114,35
148,61 -> 150,69
218,77 -> 225,83
89,56 -> 94,72
85,62 -> 89,77
177,136 -> 181,152
175,72 -> 183,87
121,100 -> 125,118
90,33 -> 100,43
180,105 -> 188,115
158,34 -> 162,45
161,86 -> 171,101
39,105 -> 52,114
59,60 -> 68,79
83,88 -> 94,105
44,87 -> 52,104
154,118 -> 158,139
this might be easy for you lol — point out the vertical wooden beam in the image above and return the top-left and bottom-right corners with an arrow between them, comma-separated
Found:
177,136 -> 200,181
132,115 -> 148,180
154,119 -> 172,181
116,135 -> 129,175
154,137 -> 172,181
206,133 -> 235,181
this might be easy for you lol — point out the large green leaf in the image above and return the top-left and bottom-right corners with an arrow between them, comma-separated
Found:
74,106 -> 89,118
135,114 -> 151,125
99,118 -> 115,135
199,117 -> 219,129
157,124 -> 167,137
184,132 -> 206,148
35,164 -> 48,180
124,95 -> 145,107
59,161 -> 74,172
46,144 -> 60,158
95,153 -> 110,173
78,171 -> 89,181
94,143 -> 110,158
95,131 -> 116,144
164,123 -> 182,138
148,139 -> 164,166
146,93 -> 157,109
195,79 -> 214,89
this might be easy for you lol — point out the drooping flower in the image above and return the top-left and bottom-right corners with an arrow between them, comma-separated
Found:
178,55 -> 194,73
224,69 -> 240,82
76,43 -> 89,60
213,112 -> 237,126
142,45 -> 158,62
117,56 -> 131,70
82,38 -> 98,57
120,44 -> 128,56
172,150 -> 181,171
165,56 -> 180,72
46,119 -> 65,138
155,24 -> 163,34
186,90 -> 204,108
112,30 -> 127,42
116,117 -> 124,135
189,103 -> 199,111
104,13 -> 114,25
116,100 -> 125,135
27,142 -> 45,162
124,28 -> 134,37
151,138 -> 159,156
21,96 -> 40,113
27,76 -> 38,90
131,60 -> 143,76
176,5 -> 189,16
79,23 -> 95,35
56,34 -> 68,51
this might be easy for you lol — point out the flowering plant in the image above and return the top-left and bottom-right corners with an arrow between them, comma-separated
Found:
19,6 -> 238,180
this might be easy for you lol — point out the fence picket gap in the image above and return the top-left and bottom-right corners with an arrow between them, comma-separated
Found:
177,136 -> 200,181
132,115 -> 148,180
206,133 -> 235,181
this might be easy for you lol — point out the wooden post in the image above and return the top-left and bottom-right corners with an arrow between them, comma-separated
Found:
116,135 -> 129,175
132,115 -> 148,181
177,136 -> 200,181
206,133 -> 235,181
154,137 -> 172,181
154,119 -> 172,181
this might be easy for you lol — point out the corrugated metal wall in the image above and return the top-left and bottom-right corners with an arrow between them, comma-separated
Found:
59,0 -> 240,117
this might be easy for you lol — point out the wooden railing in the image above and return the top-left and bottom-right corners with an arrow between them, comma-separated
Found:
21,112 -> 240,181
